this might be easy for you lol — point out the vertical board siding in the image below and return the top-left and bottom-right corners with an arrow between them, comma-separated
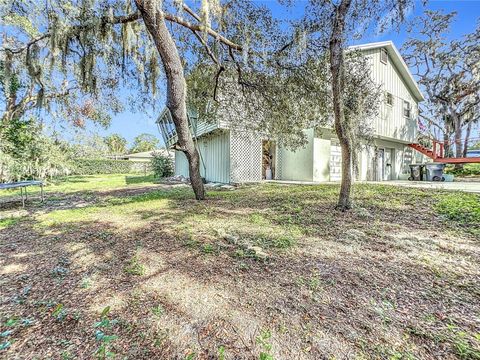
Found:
201,131 -> 230,183
365,48 -> 418,143
175,151 -> 190,178
174,131 -> 230,183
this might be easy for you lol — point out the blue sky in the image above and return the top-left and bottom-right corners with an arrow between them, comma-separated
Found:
84,0 -> 480,147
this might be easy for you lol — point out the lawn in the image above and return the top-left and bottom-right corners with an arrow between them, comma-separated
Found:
0,174 -> 479,359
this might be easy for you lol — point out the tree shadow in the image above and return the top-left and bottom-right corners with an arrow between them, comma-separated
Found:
125,174 -> 155,185
0,182 -> 478,359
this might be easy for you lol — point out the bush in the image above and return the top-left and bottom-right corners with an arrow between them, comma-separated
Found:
72,159 -> 142,175
444,164 -> 480,176
151,152 -> 174,178
0,118 -> 72,182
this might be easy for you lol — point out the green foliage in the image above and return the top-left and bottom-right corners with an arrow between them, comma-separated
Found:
72,159 -> 146,175
129,133 -> 159,154
104,134 -> 127,156
0,217 -> 21,230
94,306 -> 118,359
0,117 -> 72,181
470,141 -> 480,150
151,305 -> 164,318
123,256 -> 145,276
445,164 -> 480,176
256,329 -> 274,360
435,193 -> 480,226
151,152 -> 174,178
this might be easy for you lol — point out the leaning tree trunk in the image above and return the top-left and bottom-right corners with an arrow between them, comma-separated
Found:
329,0 -> 353,211
463,121 -> 472,158
135,0 -> 205,200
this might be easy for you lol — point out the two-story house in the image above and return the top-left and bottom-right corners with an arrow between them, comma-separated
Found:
157,41 -> 425,183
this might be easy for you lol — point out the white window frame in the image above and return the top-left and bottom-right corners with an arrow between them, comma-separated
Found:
380,48 -> 388,64
403,100 -> 411,118
386,92 -> 394,106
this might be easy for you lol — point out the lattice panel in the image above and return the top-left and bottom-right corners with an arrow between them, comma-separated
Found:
275,144 -> 283,180
230,130 -> 263,183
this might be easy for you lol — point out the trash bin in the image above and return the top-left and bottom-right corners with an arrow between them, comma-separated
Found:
408,164 -> 425,181
425,163 -> 446,181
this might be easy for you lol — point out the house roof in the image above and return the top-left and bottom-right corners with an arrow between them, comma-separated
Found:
348,41 -> 425,102
125,149 -> 172,158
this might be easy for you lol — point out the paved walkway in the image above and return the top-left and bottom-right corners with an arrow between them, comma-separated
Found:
366,180 -> 480,193
268,180 -> 480,193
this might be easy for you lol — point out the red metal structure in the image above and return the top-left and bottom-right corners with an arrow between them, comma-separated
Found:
408,137 -> 480,164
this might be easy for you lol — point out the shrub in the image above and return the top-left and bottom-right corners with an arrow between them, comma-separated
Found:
444,164 -> 480,177
0,118 -> 72,182
151,152 -> 174,178
72,159 -> 146,175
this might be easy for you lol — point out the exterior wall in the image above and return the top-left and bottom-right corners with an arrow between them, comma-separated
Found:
174,130 -> 230,183
277,129 -> 315,181
363,48 -> 419,143
229,129 -> 263,183
174,151 -> 190,178
374,138 -> 411,180
355,138 -> 417,181
313,137 -> 331,182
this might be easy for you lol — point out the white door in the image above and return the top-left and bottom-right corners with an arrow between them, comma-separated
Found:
384,149 -> 392,180
377,148 -> 392,181
377,149 -> 385,181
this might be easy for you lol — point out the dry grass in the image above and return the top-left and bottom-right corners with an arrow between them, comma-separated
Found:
0,175 -> 479,359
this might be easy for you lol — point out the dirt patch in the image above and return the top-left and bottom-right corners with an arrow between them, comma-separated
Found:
1,180 -> 479,359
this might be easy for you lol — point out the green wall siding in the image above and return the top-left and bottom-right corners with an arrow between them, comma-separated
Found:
278,129 -> 315,181
174,131 -> 230,183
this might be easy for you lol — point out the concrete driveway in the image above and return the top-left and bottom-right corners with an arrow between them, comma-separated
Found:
368,180 -> 480,193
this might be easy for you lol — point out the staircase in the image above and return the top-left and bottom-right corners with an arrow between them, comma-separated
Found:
408,141 -> 480,164
409,143 -> 437,159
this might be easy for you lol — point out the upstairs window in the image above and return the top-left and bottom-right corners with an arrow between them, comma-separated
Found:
386,92 -> 394,106
403,100 -> 411,118
380,48 -> 388,64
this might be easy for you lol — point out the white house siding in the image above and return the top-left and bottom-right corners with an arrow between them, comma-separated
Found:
174,130 -> 230,183
363,48 -> 418,143
277,129 -> 315,181
313,137 -> 332,182
230,130 -> 263,183
174,151 -> 190,178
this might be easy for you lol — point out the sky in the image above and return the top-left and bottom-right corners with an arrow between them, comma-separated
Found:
82,0 -> 480,147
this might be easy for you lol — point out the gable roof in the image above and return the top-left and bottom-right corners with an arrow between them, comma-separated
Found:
348,41 -> 425,102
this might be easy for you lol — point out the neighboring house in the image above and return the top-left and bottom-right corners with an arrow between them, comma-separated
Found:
157,41 -> 425,184
120,149 -> 173,162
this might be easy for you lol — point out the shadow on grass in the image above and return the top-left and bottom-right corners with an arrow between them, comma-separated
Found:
125,174 -> 155,185
1,182 -> 479,359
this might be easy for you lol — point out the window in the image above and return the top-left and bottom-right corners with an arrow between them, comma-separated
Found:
386,92 -> 394,106
403,100 -> 411,118
380,48 -> 388,64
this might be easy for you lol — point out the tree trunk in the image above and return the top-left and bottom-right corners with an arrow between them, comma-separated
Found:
443,123 -> 451,158
463,121 -> 472,158
452,112 -> 463,170
135,0 -> 205,200
329,0 -> 353,211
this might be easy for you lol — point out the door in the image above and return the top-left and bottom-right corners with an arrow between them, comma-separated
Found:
377,148 -> 385,181
384,149 -> 392,180
377,148 -> 392,181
